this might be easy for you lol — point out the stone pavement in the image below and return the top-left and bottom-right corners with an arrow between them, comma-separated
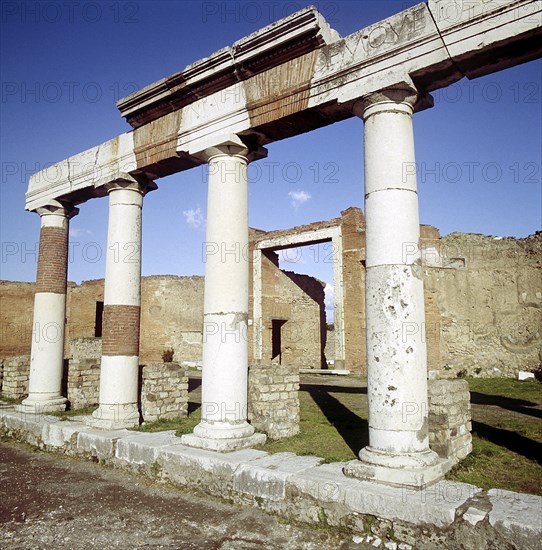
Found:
1,403 -> 540,549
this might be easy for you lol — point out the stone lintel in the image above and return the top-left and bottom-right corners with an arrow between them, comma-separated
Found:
117,7 -> 340,128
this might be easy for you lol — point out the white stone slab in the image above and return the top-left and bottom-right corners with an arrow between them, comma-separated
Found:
42,420 -> 85,448
233,452 -> 324,501
488,488 -> 542,547
292,461 -> 479,527
115,431 -> 180,465
76,428 -> 131,459
518,371 -> 535,381
157,443 -> 267,481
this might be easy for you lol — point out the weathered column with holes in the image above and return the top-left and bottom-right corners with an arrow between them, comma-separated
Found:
344,86 -> 451,488
88,177 -> 156,429
18,201 -> 78,413
181,136 -> 267,451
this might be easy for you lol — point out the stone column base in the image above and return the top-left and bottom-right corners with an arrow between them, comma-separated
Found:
181,432 -> 266,453
17,396 -> 67,414
343,456 -> 453,489
85,404 -> 140,430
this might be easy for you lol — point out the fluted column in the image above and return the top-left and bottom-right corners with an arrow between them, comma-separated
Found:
19,200 -> 78,413
88,178 -> 155,429
344,86 -> 451,488
181,136 -> 267,452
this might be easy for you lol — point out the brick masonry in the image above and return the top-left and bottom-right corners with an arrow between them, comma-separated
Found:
2,221 -> 541,378
140,363 -> 188,422
248,363 -> 300,439
67,338 -> 102,409
102,304 -> 141,356
0,356 -> 30,399
35,226 -> 68,294
428,379 -> 472,462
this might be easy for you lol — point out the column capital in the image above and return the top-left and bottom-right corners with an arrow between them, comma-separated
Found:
194,134 -> 268,164
102,174 -> 158,196
34,200 -> 79,220
353,84 -> 433,120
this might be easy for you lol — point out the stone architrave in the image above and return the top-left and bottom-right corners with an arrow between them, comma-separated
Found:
181,136 -> 267,452
88,177 -> 156,430
18,201 -> 78,413
344,86 -> 452,488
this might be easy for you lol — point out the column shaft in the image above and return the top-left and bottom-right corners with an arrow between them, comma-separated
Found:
19,202 -> 77,413
345,87 -> 450,487
181,137 -> 266,452
89,179 -> 153,429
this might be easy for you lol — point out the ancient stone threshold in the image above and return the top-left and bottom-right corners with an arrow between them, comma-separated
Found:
1,403 -> 540,550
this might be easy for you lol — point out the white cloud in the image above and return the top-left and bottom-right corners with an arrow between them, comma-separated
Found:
182,207 -> 205,229
288,190 -> 311,209
69,228 -> 93,238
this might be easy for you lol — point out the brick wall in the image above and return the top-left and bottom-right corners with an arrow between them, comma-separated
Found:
140,363 -> 188,422
67,338 -> 102,409
35,226 -> 68,294
248,363 -> 300,439
1,356 -> 30,399
428,379 -> 472,462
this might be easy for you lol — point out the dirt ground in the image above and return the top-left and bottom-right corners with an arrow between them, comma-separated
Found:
0,441 -> 369,550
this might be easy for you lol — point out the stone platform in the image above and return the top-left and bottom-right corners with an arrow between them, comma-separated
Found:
1,403 -> 540,549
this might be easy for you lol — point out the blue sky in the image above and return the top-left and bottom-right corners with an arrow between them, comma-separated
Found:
1,0 -> 541,300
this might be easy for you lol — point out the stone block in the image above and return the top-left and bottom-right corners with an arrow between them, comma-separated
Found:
115,431 -> 178,465
76,428 -> 131,460
233,452 -> 323,501
488,489 -> 542,550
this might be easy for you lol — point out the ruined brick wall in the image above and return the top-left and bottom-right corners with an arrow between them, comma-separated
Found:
0,356 -> 30,399
66,338 -> 101,409
428,379 -> 472,462
248,363 -> 300,439
139,276 -> 204,364
340,208 -> 366,374
0,281 -> 34,357
259,251 -> 325,369
140,363 -> 188,421
425,232 -> 542,378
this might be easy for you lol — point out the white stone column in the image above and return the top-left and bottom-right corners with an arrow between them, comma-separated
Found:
344,87 -> 450,488
182,136 -> 267,452
88,178 -> 155,430
18,201 -> 78,413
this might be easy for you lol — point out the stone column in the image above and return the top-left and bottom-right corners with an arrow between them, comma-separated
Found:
88,178 -> 155,429
344,87 -> 450,488
19,200 -> 78,413
181,136 -> 267,452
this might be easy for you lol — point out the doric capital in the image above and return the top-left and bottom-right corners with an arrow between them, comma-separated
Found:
34,200 -> 79,220
193,134 -> 268,164
353,84 -> 434,120
103,174 -> 158,196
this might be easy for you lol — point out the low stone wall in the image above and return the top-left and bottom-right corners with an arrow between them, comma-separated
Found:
428,379 -> 472,462
140,363 -> 188,422
1,408 -> 540,550
248,364 -> 300,439
0,356 -> 30,399
67,338 -> 102,409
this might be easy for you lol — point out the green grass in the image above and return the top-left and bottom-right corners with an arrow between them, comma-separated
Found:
49,406 -> 97,419
132,409 -> 201,437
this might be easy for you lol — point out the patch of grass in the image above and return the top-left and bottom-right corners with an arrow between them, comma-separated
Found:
49,405 -> 97,419
132,410 -> 201,436
0,394 -> 23,405
466,377 -> 541,403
